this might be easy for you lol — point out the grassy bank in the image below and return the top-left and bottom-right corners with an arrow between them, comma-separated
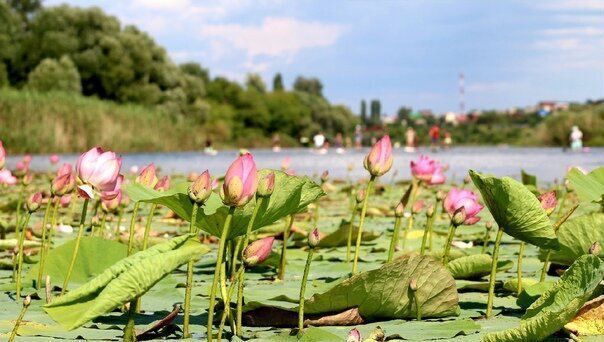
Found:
0,88 -> 212,153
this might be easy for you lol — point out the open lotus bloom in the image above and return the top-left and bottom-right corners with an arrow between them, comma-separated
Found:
443,188 -> 483,225
0,169 -> 18,185
364,135 -> 393,177
76,147 -> 122,200
428,162 -> 446,185
410,155 -> 437,182
221,153 -> 258,207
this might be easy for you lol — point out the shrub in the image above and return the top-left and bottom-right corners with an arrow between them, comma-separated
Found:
27,56 -> 81,93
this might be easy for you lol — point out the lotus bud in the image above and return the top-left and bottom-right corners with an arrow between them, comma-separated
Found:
485,221 -> 493,231
56,163 -> 72,177
281,156 -> 291,171
356,189 -> 366,204
50,154 -> 59,165
0,141 -> 5,169
320,170 -> 329,184
257,171 -> 275,197
368,326 -> 385,342
189,170 -> 212,204
26,192 -> 43,212
308,228 -> 320,248
409,278 -> 418,291
22,172 -> 33,186
187,172 -> 198,182
76,147 -> 122,199
451,206 -> 467,227
589,242 -> 601,256
51,173 -> 76,196
59,194 -> 71,208
412,200 -> 425,215
364,135 -> 393,177
155,175 -> 171,192
394,202 -> 405,217
346,328 -> 361,342
222,153 -> 258,207
436,190 -> 446,202
23,295 -> 31,307
463,175 -> 471,184
239,148 -> 250,156
136,163 -> 158,188
538,191 -> 557,215
243,237 -> 275,266
426,203 -> 435,217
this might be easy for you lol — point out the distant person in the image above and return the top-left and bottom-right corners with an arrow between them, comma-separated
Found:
404,127 -> 417,153
313,132 -> 327,154
570,126 -> 583,151
354,125 -> 363,149
204,138 -> 217,156
443,131 -> 453,149
334,132 -> 345,154
429,124 -> 440,151
272,133 -> 281,152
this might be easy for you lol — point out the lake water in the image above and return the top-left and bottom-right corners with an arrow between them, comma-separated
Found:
8,146 -> 604,183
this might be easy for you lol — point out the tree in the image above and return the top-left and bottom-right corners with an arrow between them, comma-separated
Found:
273,73 -> 284,91
27,55 -> 81,93
396,106 -> 411,123
245,73 -> 266,93
180,62 -> 209,84
293,76 -> 323,97
360,100 -> 367,124
8,0 -> 41,24
370,99 -> 381,126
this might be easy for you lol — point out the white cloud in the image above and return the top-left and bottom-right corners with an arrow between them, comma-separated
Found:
538,0 -> 604,10
534,38 -> 583,50
541,27 -> 604,37
200,17 -> 347,59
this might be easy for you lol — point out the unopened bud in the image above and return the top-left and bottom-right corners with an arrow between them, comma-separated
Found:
485,221 -> 493,230
26,192 -> 43,212
308,228 -> 320,248
51,173 -> 76,196
136,163 -> 158,188
23,295 -> 31,307
394,202 -> 405,217
356,189 -> 366,204
243,237 -> 275,266
589,242 -> 601,256
154,175 -> 171,192
22,173 -> 33,186
409,278 -> 418,291
412,200 -> 424,214
346,328 -> 361,342
426,203 -> 435,217
257,172 -> 275,197
320,170 -> 329,183
188,170 -> 212,204
436,190 -> 446,202
451,206 -> 467,226
538,191 -> 557,215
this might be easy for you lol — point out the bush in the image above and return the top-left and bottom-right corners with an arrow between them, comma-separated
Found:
27,56 -> 81,93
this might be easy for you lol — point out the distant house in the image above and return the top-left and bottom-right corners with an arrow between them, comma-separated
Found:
537,101 -> 569,116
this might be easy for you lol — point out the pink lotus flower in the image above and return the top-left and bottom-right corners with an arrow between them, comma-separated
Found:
242,237 -> 275,266
136,163 -> 158,188
59,194 -> 72,208
50,154 -> 59,165
538,191 -> 557,215
222,153 -> 258,207
57,163 -> 72,177
410,155 -> 437,182
102,191 -> 122,212
364,135 -> 393,177
281,156 -> 291,170
155,175 -> 171,191
0,169 -> 17,185
0,141 -> 5,169
443,188 -> 483,225
23,155 -> 32,164
412,200 -> 425,214
51,172 -> 76,196
26,192 -> 43,212
76,147 -> 122,200
428,162 -> 446,185
99,174 -> 123,201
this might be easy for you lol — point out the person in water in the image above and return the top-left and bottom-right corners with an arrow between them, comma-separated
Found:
429,124 -> 440,151
404,127 -> 417,153
570,126 -> 583,151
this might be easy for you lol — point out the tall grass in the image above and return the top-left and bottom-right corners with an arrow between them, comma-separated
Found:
0,88 -> 212,153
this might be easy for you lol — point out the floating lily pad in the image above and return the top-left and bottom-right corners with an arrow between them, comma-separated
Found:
446,254 -> 514,280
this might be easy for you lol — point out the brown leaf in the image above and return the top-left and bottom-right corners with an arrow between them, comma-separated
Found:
243,307 -> 364,327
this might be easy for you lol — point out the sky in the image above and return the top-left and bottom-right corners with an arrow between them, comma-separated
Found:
48,0 -> 604,115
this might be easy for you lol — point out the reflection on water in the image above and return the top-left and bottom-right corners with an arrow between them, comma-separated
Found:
9,146 -> 604,183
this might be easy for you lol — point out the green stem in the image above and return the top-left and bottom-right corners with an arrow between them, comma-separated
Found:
387,216 -> 402,262
207,207 -> 235,342
141,203 -> 157,251
114,210 -> 123,240
401,215 -> 414,250
236,196 -> 264,336
122,298 -> 138,342
345,203 -> 358,263
278,215 -> 295,280
127,202 -> 141,256
420,212 -> 435,256
486,228 -> 504,319
218,267 -> 244,341
40,202 -> 59,284
540,251 -> 551,282
61,198 -> 89,295
352,177 -> 375,275
8,300 -> 29,342
183,203 -> 199,338
441,223 -> 456,264
15,213 -> 31,298
481,228 -> 491,254
540,204 -> 579,282
36,198 -> 54,289
99,212 -> 107,238
12,185 -> 25,282
298,248 -> 315,333
219,263 -> 235,335
517,242 -> 525,295
413,290 -> 422,320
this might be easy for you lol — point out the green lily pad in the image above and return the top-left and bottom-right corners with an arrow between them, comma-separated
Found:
516,281 -> 555,309
446,254 -> 514,280
567,167 -> 604,204
469,170 -> 559,250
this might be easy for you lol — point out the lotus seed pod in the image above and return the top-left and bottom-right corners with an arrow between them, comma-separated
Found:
436,190 -> 446,202
409,278 -> 418,291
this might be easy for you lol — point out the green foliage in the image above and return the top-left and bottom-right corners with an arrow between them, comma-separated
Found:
272,72 -> 284,91
27,56 -> 81,93
446,254 -> 514,280
293,76 -> 323,97
44,234 -> 208,330
567,167 -> 604,204
536,103 -> 604,146
484,254 -> 604,342
469,170 -> 559,249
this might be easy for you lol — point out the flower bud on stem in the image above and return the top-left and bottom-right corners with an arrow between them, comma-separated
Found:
486,227 -> 504,319
540,204 -> 579,282
298,230 -> 319,335
8,295 -> 31,342
352,176 -> 375,275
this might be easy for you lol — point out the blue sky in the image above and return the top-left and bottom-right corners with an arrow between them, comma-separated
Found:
49,0 -> 604,114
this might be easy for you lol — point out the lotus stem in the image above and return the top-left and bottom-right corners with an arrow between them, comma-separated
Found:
352,176 -> 375,275
12,185 -> 25,282
127,202 -> 141,256
114,209 -> 123,240
420,211 -> 435,256
61,198 -> 89,295
40,202 -> 59,284
387,216 -> 402,262
219,267 -> 243,341
540,204 -> 579,282
236,196 -> 264,336
183,203 -> 199,338
98,212 -> 107,238
207,206 -> 235,342
401,213 -> 414,250
8,296 -> 30,342
141,203 -> 157,251
481,227 -> 490,254
122,299 -> 138,342
45,275 -> 52,304
517,242 -> 525,295
278,215 -> 295,280
36,198 -> 54,289
441,222 -> 456,264
15,213 -> 31,298
346,203 -> 358,263
298,247 -> 315,334
486,227 -> 504,318
219,263 -> 235,334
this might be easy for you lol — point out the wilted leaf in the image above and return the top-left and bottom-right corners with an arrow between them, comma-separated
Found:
564,295 -> 604,336
469,170 -> 559,250
446,254 -> 514,280
484,254 -> 604,342
44,234 -> 209,330
539,213 -> 604,265
567,167 -> 604,204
